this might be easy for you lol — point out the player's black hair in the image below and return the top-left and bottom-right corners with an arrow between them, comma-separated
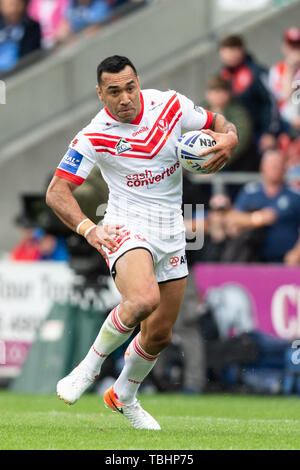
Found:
97,55 -> 138,85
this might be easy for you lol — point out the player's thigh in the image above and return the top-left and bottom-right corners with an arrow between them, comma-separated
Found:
139,277 -> 187,352
114,248 -> 160,309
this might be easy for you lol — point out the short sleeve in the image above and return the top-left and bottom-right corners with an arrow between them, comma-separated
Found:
55,133 -> 97,186
178,93 -> 214,131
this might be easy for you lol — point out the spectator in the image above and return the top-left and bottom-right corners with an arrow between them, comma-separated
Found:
11,226 -> 69,261
10,215 -> 40,261
34,228 -> 69,261
203,76 -> 258,174
286,164 -> 300,193
196,193 -> 233,263
65,0 -> 111,36
27,0 -> 70,49
229,149 -> 300,265
278,133 -> 300,169
0,0 -> 41,72
184,192 -> 261,263
269,27 -> 300,136
218,35 -> 280,151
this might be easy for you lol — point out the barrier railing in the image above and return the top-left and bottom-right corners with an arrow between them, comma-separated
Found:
188,171 -> 262,194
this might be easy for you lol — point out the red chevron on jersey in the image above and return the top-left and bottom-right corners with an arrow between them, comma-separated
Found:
85,97 -> 182,160
93,111 -> 181,160
85,93 -> 178,145
85,94 -> 181,158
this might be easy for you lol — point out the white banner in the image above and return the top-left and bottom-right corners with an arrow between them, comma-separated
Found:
0,261 -> 121,376
217,0 -> 271,11
0,261 -> 74,342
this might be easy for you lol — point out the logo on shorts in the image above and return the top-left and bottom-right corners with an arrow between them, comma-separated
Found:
169,256 -> 179,267
116,138 -> 132,155
180,254 -> 187,264
158,119 -> 169,132
134,234 -> 147,241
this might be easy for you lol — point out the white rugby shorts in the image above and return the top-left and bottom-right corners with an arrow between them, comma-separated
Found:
103,227 -> 188,284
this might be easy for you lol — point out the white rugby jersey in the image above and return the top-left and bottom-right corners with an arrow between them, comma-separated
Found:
55,89 -> 213,237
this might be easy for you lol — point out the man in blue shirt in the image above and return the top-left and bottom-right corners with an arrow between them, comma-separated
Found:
66,0 -> 111,34
0,0 -> 41,72
230,149 -> 300,264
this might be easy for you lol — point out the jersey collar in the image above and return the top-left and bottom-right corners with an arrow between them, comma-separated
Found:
104,91 -> 144,125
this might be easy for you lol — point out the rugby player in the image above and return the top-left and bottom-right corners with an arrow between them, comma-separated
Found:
46,55 -> 238,430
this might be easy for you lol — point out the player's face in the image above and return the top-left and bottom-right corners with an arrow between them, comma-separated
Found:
96,66 -> 141,123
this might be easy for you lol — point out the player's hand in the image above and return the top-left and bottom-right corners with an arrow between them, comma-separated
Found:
85,224 -> 125,260
199,129 -> 238,173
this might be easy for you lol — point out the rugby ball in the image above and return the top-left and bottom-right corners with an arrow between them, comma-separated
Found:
175,130 -> 217,174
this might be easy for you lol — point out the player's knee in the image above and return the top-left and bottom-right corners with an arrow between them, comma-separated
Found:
130,293 -> 160,322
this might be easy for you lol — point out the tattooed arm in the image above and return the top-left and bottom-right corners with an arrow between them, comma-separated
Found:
200,113 -> 239,173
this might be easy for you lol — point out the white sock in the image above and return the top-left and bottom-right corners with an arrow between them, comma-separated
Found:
113,334 -> 159,405
81,305 -> 135,378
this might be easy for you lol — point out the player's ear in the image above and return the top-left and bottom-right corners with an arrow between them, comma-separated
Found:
96,85 -> 104,103
137,76 -> 141,89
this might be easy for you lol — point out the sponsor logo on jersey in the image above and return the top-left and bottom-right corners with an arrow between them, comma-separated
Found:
105,122 -> 120,130
125,162 -> 180,187
149,100 -> 163,111
115,138 -> 133,155
158,119 -> 169,132
132,126 -> 149,137
58,148 -> 83,174
169,256 -> 179,267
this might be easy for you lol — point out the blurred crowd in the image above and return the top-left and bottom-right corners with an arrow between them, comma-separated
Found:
184,30 -> 300,268
176,30 -> 300,394
0,0 -> 151,74
10,28 -> 300,268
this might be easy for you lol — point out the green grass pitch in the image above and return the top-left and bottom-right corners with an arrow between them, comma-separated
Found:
1,390 -> 300,450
